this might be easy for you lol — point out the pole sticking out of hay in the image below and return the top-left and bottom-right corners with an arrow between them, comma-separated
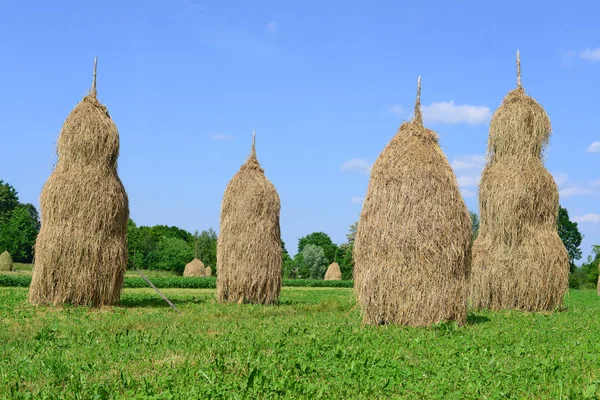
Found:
324,262 -> 342,280
29,58 -> 129,307
134,266 -> 180,312
353,77 -> 472,326
183,258 -> 206,277
216,131 -> 282,305
470,51 -> 569,311
0,251 -> 13,272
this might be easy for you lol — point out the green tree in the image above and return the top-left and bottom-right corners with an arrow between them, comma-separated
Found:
302,244 -> 328,279
470,211 -> 479,243
153,236 -> 194,273
346,221 -> 358,246
0,180 -> 19,225
281,240 -> 295,278
338,243 -> 354,280
0,204 -> 39,262
298,232 -> 338,264
557,206 -> 583,272
196,228 -> 217,272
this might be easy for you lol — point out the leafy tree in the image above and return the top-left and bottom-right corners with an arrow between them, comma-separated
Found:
346,221 -> 358,246
152,236 -> 194,273
302,244 -> 328,279
557,206 -> 583,272
0,204 -> 39,262
338,243 -> 354,280
470,211 -> 479,243
281,240 -> 295,278
298,232 -> 338,264
196,228 -> 217,272
0,180 -> 19,225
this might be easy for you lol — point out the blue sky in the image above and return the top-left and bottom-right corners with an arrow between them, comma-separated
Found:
1,0 -> 599,260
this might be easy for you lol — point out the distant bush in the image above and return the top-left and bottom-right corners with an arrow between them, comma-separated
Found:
0,274 -> 353,289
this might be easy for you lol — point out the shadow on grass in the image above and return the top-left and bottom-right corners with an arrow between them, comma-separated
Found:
119,296 -> 208,309
467,313 -> 491,325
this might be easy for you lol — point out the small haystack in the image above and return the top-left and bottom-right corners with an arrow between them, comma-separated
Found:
0,251 -> 13,272
324,262 -> 342,280
183,258 -> 205,277
205,266 -> 212,277
353,77 -> 472,326
216,132 -> 282,304
471,51 -> 569,311
29,58 -> 129,307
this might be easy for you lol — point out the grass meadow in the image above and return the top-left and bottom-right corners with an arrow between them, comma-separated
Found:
1,287 -> 600,399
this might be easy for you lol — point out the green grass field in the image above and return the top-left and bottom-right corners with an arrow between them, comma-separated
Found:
1,287 -> 599,399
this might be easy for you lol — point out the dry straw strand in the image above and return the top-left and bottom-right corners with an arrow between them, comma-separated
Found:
29,58 -> 129,307
470,51 -> 569,311
216,131 -> 282,304
0,251 -> 13,272
324,262 -> 342,280
183,258 -> 206,277
353,76 -> 472,326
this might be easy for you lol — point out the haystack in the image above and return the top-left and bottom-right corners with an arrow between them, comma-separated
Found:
205,265 -> 212,277
29,58 -> 129,307
183,258 -> 205,277
216,132 -> 282,304
470,51 -> 569,311
0,251 -> 13,272
324,262 -> 341,280
353,77 -> 471,326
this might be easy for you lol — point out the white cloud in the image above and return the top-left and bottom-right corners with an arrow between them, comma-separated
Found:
461,189 -> 477,198
341,158 -> 371,175
591,179 -> 600,188
421,101 -> 492,125
573,213 -> 600,224
457,175 -> 481,188
350,197 -> 364,204
389,105 -> 404,115
451,155 -> 486,171
266,21 -> 278,34
209,134 -> 234,141
581,48 -> 600,62
560,186 -> 592,198
552,172 -> 569,187
586,142 -> 600,153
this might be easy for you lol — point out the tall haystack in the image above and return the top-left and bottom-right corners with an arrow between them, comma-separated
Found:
324,262 -> 341,280
216,132 -> 282,304
205,265 -> 212,277
0,251 -> 13,272
353,77 -> 472,326
471,51 -> 569,311
29,58 -> 129,307
183,258 -> 205,277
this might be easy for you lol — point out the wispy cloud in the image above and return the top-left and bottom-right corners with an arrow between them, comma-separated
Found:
450,154 -> 485,192
422,101 -> 492,125
209,134 -> 235,141
341,158 -> 371,175
461,189 -> 477,198
457,175 -> 481,188
591,179 -> 600,188
350,197 -> 364,204
586,141 -> 600,153
451,155 -> 486,171
266,21 -> 279,34
573,213 -> 600,224
581,47 -> 600,62
552,172 -> 569,187
389,105 -> 404,115
560,186 -> 592,198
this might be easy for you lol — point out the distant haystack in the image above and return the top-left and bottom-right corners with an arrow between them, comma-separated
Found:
183,258 -> 205,277
324,262 -> 342,280
29,58 -> 129,307
471,51 -> 569,311
205,266 -> 212,277
0,251 -> 13,272
217,132 -> 282,304
353,77 -> 471,326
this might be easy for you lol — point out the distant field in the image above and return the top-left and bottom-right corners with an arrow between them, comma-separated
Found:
4,264 -> 180,278
1,287 -> 599,398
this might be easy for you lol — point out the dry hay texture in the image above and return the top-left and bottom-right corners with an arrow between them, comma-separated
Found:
29,60 -> 129,307
353,77 -> 472,326
324,262 -> 342,280
216,134 -> 282,304
205,266 -> 212,277
183,258 -> 205,277
0,251 -> 13,272
470,52 -> 569,311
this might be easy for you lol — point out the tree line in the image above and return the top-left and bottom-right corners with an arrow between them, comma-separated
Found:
0,179 -> 598,284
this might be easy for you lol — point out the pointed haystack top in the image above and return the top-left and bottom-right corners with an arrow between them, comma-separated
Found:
413,75 -> 423,125
242,130 -> 263,172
